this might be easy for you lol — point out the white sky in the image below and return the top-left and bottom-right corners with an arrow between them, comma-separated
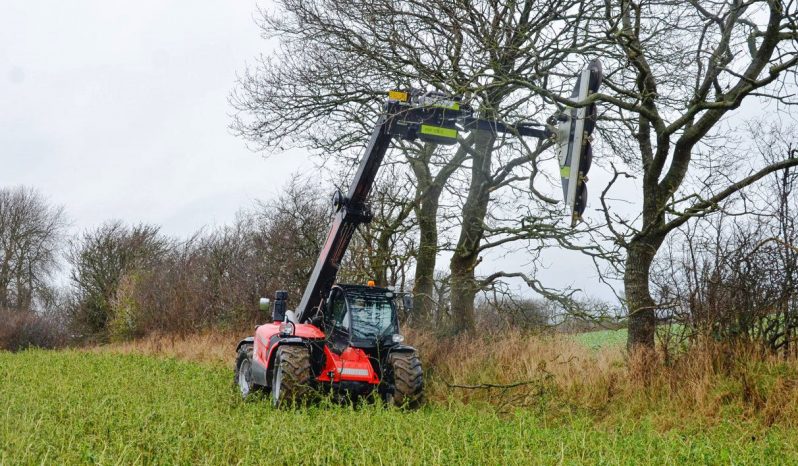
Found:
1,0 -> 312,238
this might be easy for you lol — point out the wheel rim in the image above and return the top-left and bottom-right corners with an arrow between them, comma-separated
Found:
238,359 -> 251,398
272,358 -> 283,406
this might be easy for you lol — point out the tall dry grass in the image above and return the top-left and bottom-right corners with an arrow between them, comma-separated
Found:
93,329 -> 798,427
89,331 -> 240,366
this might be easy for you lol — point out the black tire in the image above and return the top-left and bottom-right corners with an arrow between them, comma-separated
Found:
234,343 -> 260,400
385,351 -> 424,408
271,345 -> 312,408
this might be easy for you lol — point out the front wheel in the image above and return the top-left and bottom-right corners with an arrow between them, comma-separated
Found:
234,343 -> 260,400
271,345 -> 312,408
384,351 -> 424,408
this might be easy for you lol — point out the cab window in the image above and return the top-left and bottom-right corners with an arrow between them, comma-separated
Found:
331,290 -> 349,328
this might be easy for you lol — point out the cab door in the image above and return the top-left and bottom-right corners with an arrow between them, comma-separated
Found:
327,288 -> 350,354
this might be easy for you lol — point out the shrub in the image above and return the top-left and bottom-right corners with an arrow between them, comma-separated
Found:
67,222 -> 168,341
0,308 -> 66,351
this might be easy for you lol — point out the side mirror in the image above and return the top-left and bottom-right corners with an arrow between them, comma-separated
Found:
402,294 -> 414,311
259,298 -> 271,313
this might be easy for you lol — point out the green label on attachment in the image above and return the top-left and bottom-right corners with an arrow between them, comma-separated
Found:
433,102 -> 460,110
420,125 -> 457,139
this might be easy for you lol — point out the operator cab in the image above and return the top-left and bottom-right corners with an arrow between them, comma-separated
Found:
325,284 -> 399,352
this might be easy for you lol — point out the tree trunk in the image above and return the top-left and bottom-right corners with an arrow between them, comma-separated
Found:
408,138 -> 474,326
450,255 -> 478,332
449,130 -> 496,333
625,239 -> 661,350
0,258 -> 10,309
373,231 -> 390,288
413,190 -> 440,323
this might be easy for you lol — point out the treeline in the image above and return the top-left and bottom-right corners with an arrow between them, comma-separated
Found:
0,176 -> 539,349
1,180 -> 332,347
2,173 -> 625,351
3,158 -> 798,354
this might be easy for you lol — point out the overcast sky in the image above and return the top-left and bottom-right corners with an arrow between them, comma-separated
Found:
1,0 -> 312,238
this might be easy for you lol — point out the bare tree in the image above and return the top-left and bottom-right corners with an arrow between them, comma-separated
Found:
231,0 -> 598,332
341,166 -> 418,290
522,0 -> 798,349
0,186 -> 66,312
252,176 -> 332,306
765,128 -> 798,355
651,126 -> 798,352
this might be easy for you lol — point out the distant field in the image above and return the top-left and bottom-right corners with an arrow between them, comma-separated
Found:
572,328 -> 628,350
2,350 -> 796,465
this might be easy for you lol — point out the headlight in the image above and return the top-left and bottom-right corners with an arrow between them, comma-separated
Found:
391,334 -> 405,343
279,321 -> 295,336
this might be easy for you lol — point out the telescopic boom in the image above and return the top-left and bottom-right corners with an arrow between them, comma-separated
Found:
294,85 -> 578,322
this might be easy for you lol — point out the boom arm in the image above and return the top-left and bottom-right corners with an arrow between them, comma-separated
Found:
295,116 -> 394,321
295,91 -> 550,322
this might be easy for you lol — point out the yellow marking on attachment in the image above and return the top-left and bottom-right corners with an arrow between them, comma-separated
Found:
560,166 -> 571,178
388,90 -> 409,102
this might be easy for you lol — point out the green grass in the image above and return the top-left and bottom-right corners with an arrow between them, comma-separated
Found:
572,326 -> 690,351
1,350 -> 796,465
573,328 -> 628,350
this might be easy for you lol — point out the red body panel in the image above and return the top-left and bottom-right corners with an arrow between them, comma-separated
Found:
253,322 -> 325,369
251,322 -> 379,385
317,346 -> 380,384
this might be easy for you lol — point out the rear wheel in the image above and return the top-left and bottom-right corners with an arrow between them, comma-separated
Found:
385,351 -> 424,408
234,343 -> 259,400
271,345 -> 312,408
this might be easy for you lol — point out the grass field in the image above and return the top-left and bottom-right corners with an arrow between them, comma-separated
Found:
3,349 -> 798,465
572,328 -> 627,350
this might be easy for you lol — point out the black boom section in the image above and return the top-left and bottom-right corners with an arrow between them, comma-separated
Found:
296,118 -> 394,322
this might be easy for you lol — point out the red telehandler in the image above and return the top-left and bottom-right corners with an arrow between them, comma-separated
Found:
233,60 -> 602,408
